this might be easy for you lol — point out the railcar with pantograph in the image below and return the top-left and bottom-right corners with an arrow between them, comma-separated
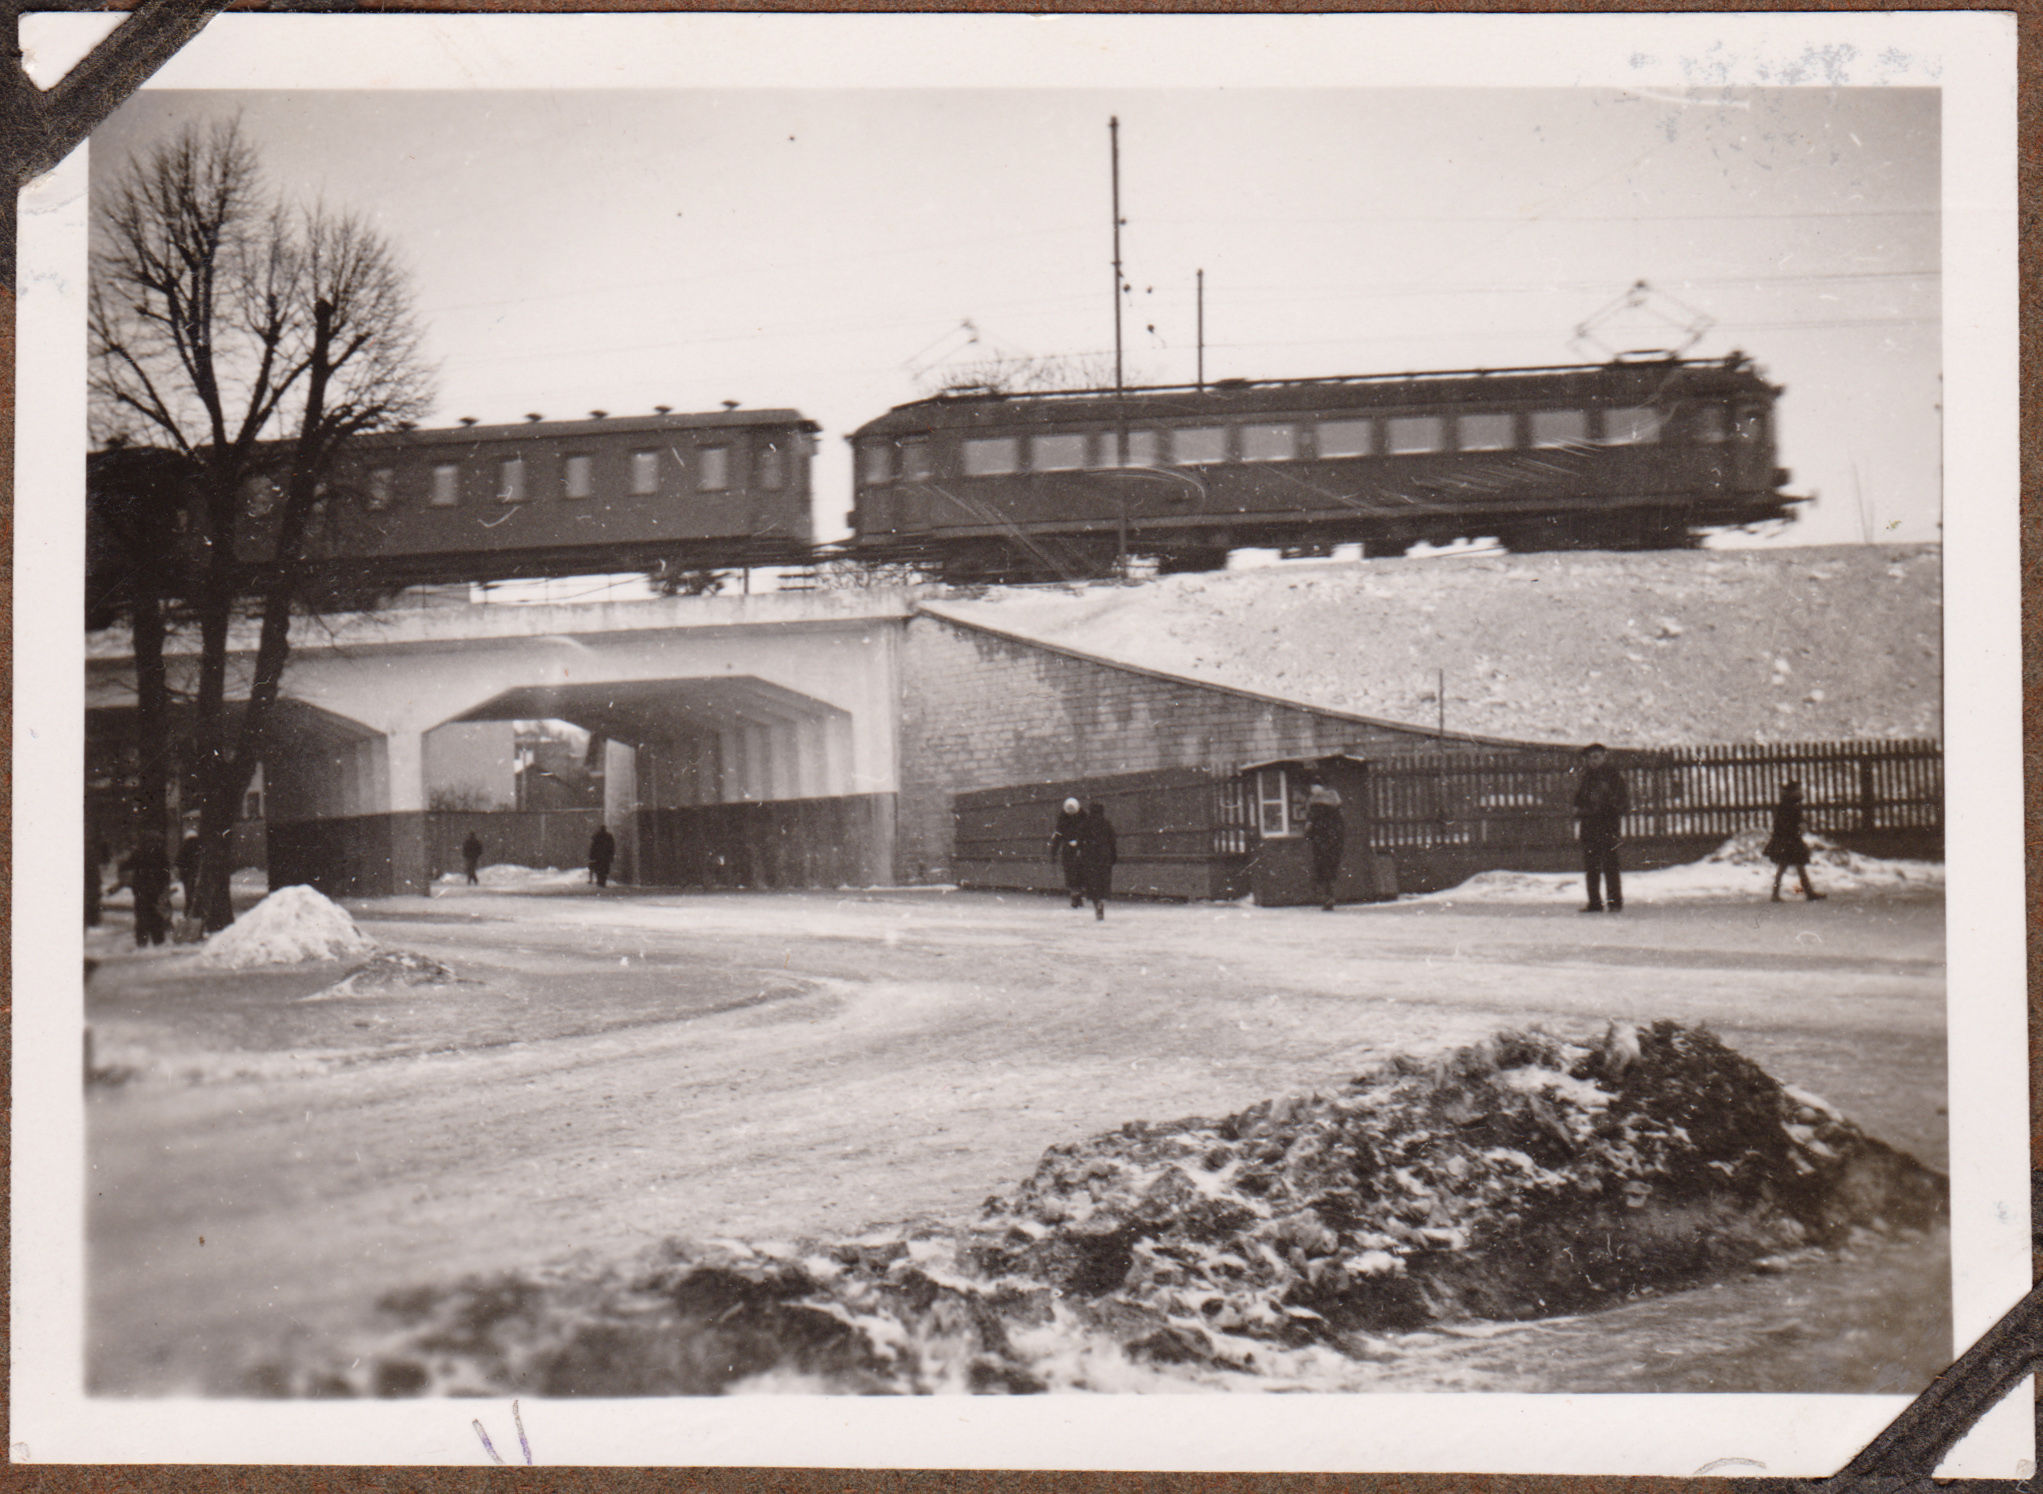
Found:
845,353 -> 1799,582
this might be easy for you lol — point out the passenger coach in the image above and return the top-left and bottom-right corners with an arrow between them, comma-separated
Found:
242,407 -> 821,586
847,355 -> 1799,580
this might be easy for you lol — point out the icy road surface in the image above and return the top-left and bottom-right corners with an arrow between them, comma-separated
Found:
83,882 -> 1947,1395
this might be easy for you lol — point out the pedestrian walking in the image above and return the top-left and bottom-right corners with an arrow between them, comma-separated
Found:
1574,743 -> 1628,913
1047,796 -> 1085,908
1303,781 -> 1346,911
1764,779 -> 1825,903
588,824 -> 617,888
461,832 -> 484,885
1074,800 -> 1117,921
119,836 -> 172,948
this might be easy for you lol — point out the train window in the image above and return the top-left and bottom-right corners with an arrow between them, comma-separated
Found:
1604,407 -> 1662,444
430,463 -> 461,506
1530,410 -> 1587,447
1457,413 -> 1513,451
497,457 -> 526,503
1386,415 -> 1444,454
858,441 -> 893,485
1316,419 -> 1372,458
899,439 -> 930,482
243,474 -> 279,517
1733,406 -> 1766,444
368,468 -> 394,511
698,446 -> 730,493
757,443 -> 786,490
1241,423 -> 1297,462
1171,426 -> 1227,465
564,453 -> 594,499
1108,429 -> 1161,467
963,436 -> 1019,476
1690,406 -> 1730,443
1031,432 -> 1087,471
630,450 -> 661,495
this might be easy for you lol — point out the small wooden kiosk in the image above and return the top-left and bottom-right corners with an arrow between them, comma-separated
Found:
1237,754 -> 1398,907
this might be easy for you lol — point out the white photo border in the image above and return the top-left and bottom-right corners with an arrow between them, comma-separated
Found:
12,10 -> 2025,1475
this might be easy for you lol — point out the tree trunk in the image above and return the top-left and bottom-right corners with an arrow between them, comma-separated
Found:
192,769 -> 244,933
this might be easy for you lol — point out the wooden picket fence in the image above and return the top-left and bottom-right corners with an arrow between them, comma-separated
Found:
1365,738 -> 1942,853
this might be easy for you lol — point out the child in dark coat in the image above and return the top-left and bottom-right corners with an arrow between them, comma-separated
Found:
1765,780 -> 1824,902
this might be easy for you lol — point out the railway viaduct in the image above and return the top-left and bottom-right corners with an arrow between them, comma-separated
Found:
88,590 -> 916,895
86,582 -> 1489,898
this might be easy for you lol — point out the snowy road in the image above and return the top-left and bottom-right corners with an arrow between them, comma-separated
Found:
83,883 -> 1946,1394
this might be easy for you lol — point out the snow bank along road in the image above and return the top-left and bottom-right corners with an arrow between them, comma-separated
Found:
84,883 -> 1946,1394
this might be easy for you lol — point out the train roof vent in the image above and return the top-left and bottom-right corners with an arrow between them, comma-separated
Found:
458,416 -> 477,427
1213,378 -> 1252,390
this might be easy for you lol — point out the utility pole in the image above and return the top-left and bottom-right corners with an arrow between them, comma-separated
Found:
1110,116 -> 1124,394
1196,268 -> 1205,391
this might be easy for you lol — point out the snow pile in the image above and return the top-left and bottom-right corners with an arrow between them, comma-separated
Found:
260,1022 -> 1944,1397
922,545 -> 1940,746
1418,836 -> 1942,906
194,885 -> 377,969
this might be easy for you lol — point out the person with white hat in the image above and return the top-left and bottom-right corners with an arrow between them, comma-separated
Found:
1047,796 -> 1086,908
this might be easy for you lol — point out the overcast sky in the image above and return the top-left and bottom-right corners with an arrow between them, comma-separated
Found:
92,82 -> 1939,551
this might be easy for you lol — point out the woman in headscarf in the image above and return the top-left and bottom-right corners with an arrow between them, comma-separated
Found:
1764,779 -> 1825,902
1047,797 -> 1086,908
1073,801 -> 1118,921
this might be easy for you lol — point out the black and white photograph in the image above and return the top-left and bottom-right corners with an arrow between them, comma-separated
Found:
12,11 -> 2026,1473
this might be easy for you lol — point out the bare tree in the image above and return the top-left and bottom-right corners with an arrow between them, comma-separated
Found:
924,348 -> 1125,398
90,117 -> 434,929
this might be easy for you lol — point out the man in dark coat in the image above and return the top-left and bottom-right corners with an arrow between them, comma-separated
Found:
1074,801 -> 1117,921
1047,796 -> 1086,908
588,825 -> 617,888
120,837 -> 172,948
461,832 -> 484,885
1573,743 -> 1628,912
1304,782 -> 1346,911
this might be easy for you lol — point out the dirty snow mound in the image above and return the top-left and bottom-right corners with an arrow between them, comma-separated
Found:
195,885 -> 376,969
255,1021 -> 1944,1397
306,951 -> 461,1001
